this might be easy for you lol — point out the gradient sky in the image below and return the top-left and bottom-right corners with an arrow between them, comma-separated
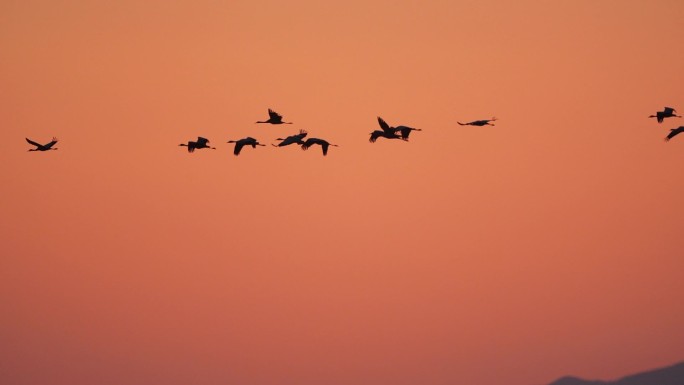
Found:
1,1 -> 683,384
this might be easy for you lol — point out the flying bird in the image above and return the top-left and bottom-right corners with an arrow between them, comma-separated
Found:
26,137 -> 58,151
370,117 -> 404,143
300,137 -> 338,156
256,109 -> 292,124
273,130 -> 308,147
457,117 -> 497,126
395,125 -> 422,141
649,107 -> 681,123
665,126 -> 684,142
179,137 -> 215,152
227,137 -> 266,155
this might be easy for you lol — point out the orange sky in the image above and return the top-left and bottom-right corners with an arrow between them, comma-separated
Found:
1,1 -> 683,384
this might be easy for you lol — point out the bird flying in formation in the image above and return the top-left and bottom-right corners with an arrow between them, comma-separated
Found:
370,117 -> 405,143
273,130 -> 308,147
227,137 -> 266,155
301,137 -> 338,156
26,137 -> 58,151
256,109 -> 292,125
179,137 -> 216,152
457,118 -> 497,126
649,107 -> 681,123
665,126 -> 684,142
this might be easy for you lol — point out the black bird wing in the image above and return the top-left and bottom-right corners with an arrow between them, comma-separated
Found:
44,138 -> 58,149
664,107 -> 676,115
26,138 -> 41,147
665,127 -> 684,141
301,138 -> 314,150
377,117 -> 393,133
369,130 -> 382,143
321,142 -> 329,155
396,126 -> 412,139
196,137 -> 210,146
234,141 -> 244,155
268,109 -> 283,122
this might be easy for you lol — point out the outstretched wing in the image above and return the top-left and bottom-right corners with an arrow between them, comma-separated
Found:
268,109 -> 283,122
44,137 -> 58,149
377,117 -> 392,132
664,107 -> 675,115
26,138 -> 41,147
234,142 -> 244,155
369,130 -> 382,143
321,142 -> 329,156
666,127 -> 684,142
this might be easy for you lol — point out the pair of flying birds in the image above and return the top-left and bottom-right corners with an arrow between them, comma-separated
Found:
650,107 -> 684,141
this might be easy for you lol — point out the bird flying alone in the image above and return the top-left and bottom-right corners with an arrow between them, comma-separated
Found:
300,137 -> 338,156
273,130 -> 308,147
665,126 -> 684,142
457,117 -> 497,126
227,137 -> 266,155
179,137 -> 216,152
26,137 -> 58,151
256,109 -> 292,124
650,107 -> 681,124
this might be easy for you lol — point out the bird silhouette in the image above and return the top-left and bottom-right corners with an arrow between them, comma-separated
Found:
227,137 -> 266,155
370,117 -> 404,143
179,137 -> 216,152
649,107 -> 681,123
273,130 -> 308,147
26,137 -> 58,151
395,125 -> 422,141
457,117 -> 497,126
665,126 -> 684,142
256,109 -> 292,124
300,137 -> 338,156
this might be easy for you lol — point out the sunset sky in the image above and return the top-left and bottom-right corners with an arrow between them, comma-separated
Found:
1,1 -> 683,384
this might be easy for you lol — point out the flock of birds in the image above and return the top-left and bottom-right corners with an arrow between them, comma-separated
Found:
25,107 -> 682,154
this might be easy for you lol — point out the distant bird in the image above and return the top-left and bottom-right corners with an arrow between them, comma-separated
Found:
273,129 -> 308,147
227,137 -> 266,155
256,109 -> 292,125
370,117 -> 404,143
649,107 -> 681,123
26,137 -> 58,151
457,117 -> 497,126
300,137 -> 338,156
179,137 -> 216,152
665,126 -> 684,142
395,125 -> 422,141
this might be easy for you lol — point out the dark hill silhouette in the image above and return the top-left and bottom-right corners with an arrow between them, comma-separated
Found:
548,361 -> 684,385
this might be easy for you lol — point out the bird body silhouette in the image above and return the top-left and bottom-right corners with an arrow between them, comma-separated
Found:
457,118 -> 497,126
26,137 -> 58,151
273,130 -> 308,147
650,107 -> 681,123
179,137 -> 216,152
370,117 -> 404,143
257,109 -> 292,124
301,137 -> 338,156
665,126 -> 684,142
227,137 -> 265,155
